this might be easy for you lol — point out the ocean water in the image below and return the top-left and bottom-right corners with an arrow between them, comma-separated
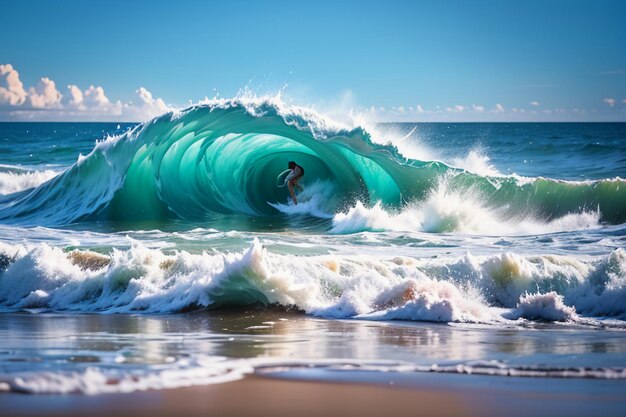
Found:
0,99 -> 625,396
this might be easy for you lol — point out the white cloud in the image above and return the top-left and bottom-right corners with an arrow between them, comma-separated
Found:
3,63 -> 623,122
84,85 -> 111,107
136,87 -> 167,111
67,84 -> 84,108
0,63 -> 171,121
0,64 -> 27,106
446,105 -> 465,113
65,84 -> 122,116
122,87 -> 171,120
28,77 -> 63,108
345,98 -> 618,122
603,97 -> 616,107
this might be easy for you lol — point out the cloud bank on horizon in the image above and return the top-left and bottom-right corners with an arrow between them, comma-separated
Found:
1,62 -> 625,123
0,64 -> 170,122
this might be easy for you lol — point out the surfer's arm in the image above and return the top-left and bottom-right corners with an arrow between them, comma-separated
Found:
286,167 -> 303,182
285,169 -> 298,183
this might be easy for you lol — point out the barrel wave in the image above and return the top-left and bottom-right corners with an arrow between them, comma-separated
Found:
0,99 -> 624,228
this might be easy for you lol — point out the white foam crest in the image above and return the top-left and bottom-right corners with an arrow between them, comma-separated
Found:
0,239 -> 488,321
331,179 -> 601,235
353,121 -> 505,178
3,357 -> 253,395
356,279 -> 490,323
532,211 -> 601,234
450,149 -> 503,177
75,132 -> 128,166
418,251 -> 591,308
269,180 -> 336,218
415,250 -> 626,319
1,242 -> 624,321
566,248 -> 626,318
510,292 -> 579,322
0,169 -> 60,194
331,201 -> 418,233
360,122 -> 438,162
0,239 -> 326,314
331,181 -> 505,234
4,356 -> 626,394
195,89 -> 355,140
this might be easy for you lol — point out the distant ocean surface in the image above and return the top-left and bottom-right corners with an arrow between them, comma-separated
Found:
0,101 -> 625,395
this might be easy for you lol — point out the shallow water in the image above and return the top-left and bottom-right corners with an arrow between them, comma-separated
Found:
2,311 -> 626,394
0,101 -> 625,394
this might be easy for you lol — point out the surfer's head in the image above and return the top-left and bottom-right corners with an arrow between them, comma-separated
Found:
288,161 -> 296,169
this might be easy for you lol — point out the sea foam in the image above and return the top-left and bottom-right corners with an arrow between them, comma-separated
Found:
509,292 -> 579,321
1,99 -> 624,226
331,179 -> 601,235
0,241 -> 624,323
0,169 -> 59,195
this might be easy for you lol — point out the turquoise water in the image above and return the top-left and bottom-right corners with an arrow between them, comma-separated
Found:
1,110 -> 625,227
0,100 -> 625,394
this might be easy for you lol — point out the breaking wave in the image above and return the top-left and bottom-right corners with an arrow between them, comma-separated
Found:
0,167 -> 59,195
0,99 -> 624,229
1,240 -> 624,322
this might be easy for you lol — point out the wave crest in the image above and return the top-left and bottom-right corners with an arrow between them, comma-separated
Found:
0,99 -> 624,227
1,241 -> 624,323
331,179 -> 602,235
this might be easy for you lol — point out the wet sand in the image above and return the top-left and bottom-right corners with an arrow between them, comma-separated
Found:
2,313 -> 626,417
0,375 -> 480,417
3,370 -> 626,417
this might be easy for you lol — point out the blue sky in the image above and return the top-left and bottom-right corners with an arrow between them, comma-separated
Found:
1,0 -> 625,121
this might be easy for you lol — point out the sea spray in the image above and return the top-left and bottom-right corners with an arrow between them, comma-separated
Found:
0,169 -> 60,195
508,292 -> 579,322
0,99 -> 624,226
331,178 -> 602,235
1,240 -> 624,321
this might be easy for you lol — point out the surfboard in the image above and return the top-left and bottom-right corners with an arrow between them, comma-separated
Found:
276,169 -> 291,187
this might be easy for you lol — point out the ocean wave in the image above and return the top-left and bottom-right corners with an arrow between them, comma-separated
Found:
0,98 -> 624,227
450,149 -> 503,177
507,292 -> 579,321
330,178 -> 602,235
2,356 -> 625,395
0,240 -> 624,323
0,356 -> 253,395
0,169 -> 60,195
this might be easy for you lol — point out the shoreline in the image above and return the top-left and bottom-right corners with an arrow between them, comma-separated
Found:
0,374 -> 487,417
2,370 -> 626,417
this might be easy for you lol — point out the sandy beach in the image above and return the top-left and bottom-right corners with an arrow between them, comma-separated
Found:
2,312 -> 626,417
3,369 -> 626,417
1,376 -> 465,417
2,2 -> 626,417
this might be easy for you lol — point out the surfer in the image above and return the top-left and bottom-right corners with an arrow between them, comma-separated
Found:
286,161 -> 304,204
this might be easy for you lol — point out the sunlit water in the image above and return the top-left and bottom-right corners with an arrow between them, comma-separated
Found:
0,103 -> 625,394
